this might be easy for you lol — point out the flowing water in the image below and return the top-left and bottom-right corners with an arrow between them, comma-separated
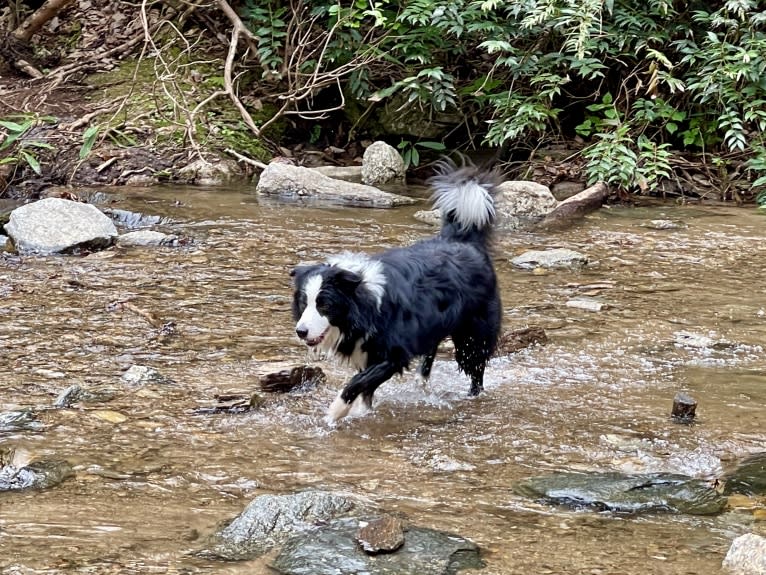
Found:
1,187 -> 766,574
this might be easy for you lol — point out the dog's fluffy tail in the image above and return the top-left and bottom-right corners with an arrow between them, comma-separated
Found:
428,157 -> 502,246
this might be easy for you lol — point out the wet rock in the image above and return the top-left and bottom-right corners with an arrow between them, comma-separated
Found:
201,490 -> 358,560
496,326 -> 548,355
551,180 -> 586,201
256,162 -> 416,208
271,517 -> 483,575
0,410 -> 43,432
361,141 -> 406,186
673,331 -> 734,351
515,472 -> 727,515
117,230 -> 178,247
311,165 -> 363,182
54,384 -> 85,408
260,365 -> 326,393
671,392 -> 697,423
0,234 -> 9,251
178,158 -> 241,186
495,181 -> 558,231
644,219 -> 685,230
415,180 -> 558,232
192,392 -> 266,415
121,365 -> 172,386
357,514 -> 406,554
723,533 -> 766,574
0,449 -> 73,491
4,198 -> 117,255
723,454 -> 766,496
103,208 -> 167,229
414,209 -> 441,226
511,248 -> 589,270
565,297 -> 607,312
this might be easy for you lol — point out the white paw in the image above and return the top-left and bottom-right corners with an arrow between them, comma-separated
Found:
327,393 -> 353,423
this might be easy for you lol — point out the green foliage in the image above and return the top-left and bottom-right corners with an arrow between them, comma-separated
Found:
239,0 -> 766,192
0,116 -> 56,176
397,139 -> 447,169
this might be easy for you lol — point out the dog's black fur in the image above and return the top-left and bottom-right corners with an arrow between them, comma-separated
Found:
291,158 -> 503,421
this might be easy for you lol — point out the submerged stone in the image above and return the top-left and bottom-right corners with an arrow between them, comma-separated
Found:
0,458 -> 74,491
511,248 -> 589,270
117,230 -> 177,247
515,472 -> 727,515
271,517 -> 484,575
723,453 -> 766,496
200,490 -> 358,560
0,410 -> 43,432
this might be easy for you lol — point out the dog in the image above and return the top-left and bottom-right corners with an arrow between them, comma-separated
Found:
290,158 -> 503,422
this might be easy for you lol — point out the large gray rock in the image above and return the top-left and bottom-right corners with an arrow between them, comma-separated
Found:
256,162 -> 415,208
515,472 -> 728,515
4,198 -> 117,254
495,181 -> 558,231
361,141 -> 405,186
414,180 -> 558,231
0,410 -> 43,432
511,248 -> 589,270
271,517 -> 484,575
723,533 -> 766,574
201,490 -> 358,560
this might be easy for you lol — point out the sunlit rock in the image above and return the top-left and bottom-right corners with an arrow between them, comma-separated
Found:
723,533 -> 766,574
511,248 -> 589,270
357,514 -> 405,554
4,198 -> 117,255
256,162 -> 415,208
200,490 -> 359,560
361,141 -> 405,186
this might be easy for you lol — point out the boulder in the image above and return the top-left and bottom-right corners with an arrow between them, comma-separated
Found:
723,533 -> 766,574
201,490 -> 358,560
256,162 -> 415,208
361,141 -> 406,186
494,180 -> 558,231
515,472 -> 728,515
271,517 -> 484,575
178,158 -> 241,186
511,248 -> 589,270
4,198 -> 117,255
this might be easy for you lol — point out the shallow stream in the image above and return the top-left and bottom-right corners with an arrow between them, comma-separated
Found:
1,188 -> 765,574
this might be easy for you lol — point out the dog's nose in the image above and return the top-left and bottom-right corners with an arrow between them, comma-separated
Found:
296,326 -> 308,340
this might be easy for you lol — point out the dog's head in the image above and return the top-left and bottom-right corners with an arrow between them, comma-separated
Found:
290,264 -> 362,349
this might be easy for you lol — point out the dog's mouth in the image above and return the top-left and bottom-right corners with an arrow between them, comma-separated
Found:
305,327 -> 330,348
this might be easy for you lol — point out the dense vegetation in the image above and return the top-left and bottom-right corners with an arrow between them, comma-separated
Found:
239,0 -> 766,203
1,0 -> 765,205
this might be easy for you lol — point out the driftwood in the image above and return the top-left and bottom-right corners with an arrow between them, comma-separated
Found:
538,181 -> 610,230
496,326 -> 548,355
259,365 -> 326,393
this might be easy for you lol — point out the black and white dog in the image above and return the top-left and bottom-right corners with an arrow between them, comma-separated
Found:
290,158 -> 503,422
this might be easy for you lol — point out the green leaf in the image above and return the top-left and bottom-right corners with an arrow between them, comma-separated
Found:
0,120 -> 31,133
80,125 -> 100,159
415,141 -> 446,150
20,150 -> 41,175
24,140 -> 54,150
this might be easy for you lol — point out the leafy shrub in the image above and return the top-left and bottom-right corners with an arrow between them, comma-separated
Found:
237,0 -> 766,195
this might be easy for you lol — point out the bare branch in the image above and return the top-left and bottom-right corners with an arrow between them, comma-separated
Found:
12,0 -> 76,42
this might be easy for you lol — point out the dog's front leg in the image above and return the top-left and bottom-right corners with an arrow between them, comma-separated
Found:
327,361 -> 399,423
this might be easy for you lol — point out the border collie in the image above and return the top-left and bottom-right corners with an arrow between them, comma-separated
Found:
290,158 -> 503,422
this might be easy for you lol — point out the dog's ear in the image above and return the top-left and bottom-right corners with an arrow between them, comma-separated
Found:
290,265 -> 315,282
331,269 -> 362,292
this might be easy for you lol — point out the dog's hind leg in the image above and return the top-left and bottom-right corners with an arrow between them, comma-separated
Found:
417,346 -> 438,391
327,361 -> 400,423
453,303 -> 501,397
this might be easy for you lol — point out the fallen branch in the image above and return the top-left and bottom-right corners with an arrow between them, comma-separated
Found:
12,0 -> 76,42
225,148 -> 268,170
539,181 -> 610,230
